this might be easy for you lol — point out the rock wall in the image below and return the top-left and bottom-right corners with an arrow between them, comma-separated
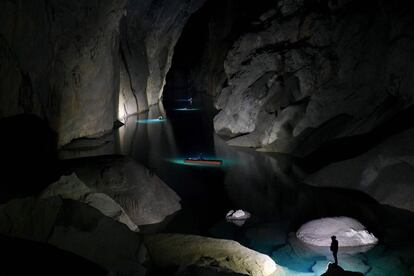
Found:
0,0 -> 205,145
0,0 -> 126,146
306,127 -> 414,212
213,0 -> 414,154
119,0 -> 206,116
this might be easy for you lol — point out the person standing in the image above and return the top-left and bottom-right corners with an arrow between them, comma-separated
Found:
330,236 -> 339,265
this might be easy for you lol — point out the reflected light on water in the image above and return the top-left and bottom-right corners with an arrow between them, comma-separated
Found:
165,156 -> 236,168
172,108 -> 200,111
136,118 -> 166,124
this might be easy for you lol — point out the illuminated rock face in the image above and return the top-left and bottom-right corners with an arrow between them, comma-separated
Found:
0,0 -> 204,146
144,234 -> 280,276
119,0 -> 206,112
0,0 -> 127,146
296,217 -> 378,247
213,0 -> 414,153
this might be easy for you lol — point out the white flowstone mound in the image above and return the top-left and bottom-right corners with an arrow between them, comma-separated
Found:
296,217 -> 378,247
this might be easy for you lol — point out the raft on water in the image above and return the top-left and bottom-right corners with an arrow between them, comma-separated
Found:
183,157 -> 223,166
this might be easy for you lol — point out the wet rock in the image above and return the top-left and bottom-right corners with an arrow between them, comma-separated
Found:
144,234 -> 280,276
313,258 -> 369,275
65,155 -> 181,226
306,128 -> 414,212
321,263 -> 363,276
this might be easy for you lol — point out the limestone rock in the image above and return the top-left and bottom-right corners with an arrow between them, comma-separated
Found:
306,128 -> 414,212
41,173 -> 139,232
144,233 -> 280,276
213,0 -> 414,153
0,197 -> 147,275
321,263 -> 363,276
0,0 -> 205,146
66,155 -> 181,226
120,0 -> 206,113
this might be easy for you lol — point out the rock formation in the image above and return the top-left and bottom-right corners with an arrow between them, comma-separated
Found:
0,197 -> 147,275
213,0 -> 414,153
41,173 -> 139,232
64,155 -> 182,226
306,127 -> 414,212
144,233 -> 280,276
0,0 -> 205,146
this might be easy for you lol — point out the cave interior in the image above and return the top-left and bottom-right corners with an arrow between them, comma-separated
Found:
1,0 -> 414,276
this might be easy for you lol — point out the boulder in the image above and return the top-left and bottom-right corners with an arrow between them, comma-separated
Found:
321,263 -> 363,276
305,128 -> 414,212
0,197 -> 147,275
144,234 -> 280,276
65,155 -> 181,226
41,173 -> 139,232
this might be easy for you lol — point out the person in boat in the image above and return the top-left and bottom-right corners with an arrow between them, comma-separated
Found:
198,153 -> 204,160
330,235 -> 339,265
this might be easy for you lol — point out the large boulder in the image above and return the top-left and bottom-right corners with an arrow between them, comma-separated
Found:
41,173 -> 139,232
64,155 -> 181,226
213,0 -> 414,154
144,234 -> 281,276
305,127 -> 414,212
0,197 -> 147,275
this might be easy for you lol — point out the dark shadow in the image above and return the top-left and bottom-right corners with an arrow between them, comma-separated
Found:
298,103 -> 414,173
0,234 -> 107,276
0,114 -> 59,203
321,263 -> 363,276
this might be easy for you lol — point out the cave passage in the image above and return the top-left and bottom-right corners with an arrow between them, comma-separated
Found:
1,0 -> 414,275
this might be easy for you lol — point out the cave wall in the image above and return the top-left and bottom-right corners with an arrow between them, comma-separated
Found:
212,0 -> 414,154
0,0 -> 205,145
0,0 -> 126,146
119,0 -> 206,120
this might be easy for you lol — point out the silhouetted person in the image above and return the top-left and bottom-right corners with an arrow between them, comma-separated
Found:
330,235 -> 339,265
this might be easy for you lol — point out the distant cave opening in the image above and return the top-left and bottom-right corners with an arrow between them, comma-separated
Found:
162,0 -> 276,111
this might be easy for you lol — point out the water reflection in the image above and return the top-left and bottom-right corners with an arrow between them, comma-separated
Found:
57,102 -> 414,275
